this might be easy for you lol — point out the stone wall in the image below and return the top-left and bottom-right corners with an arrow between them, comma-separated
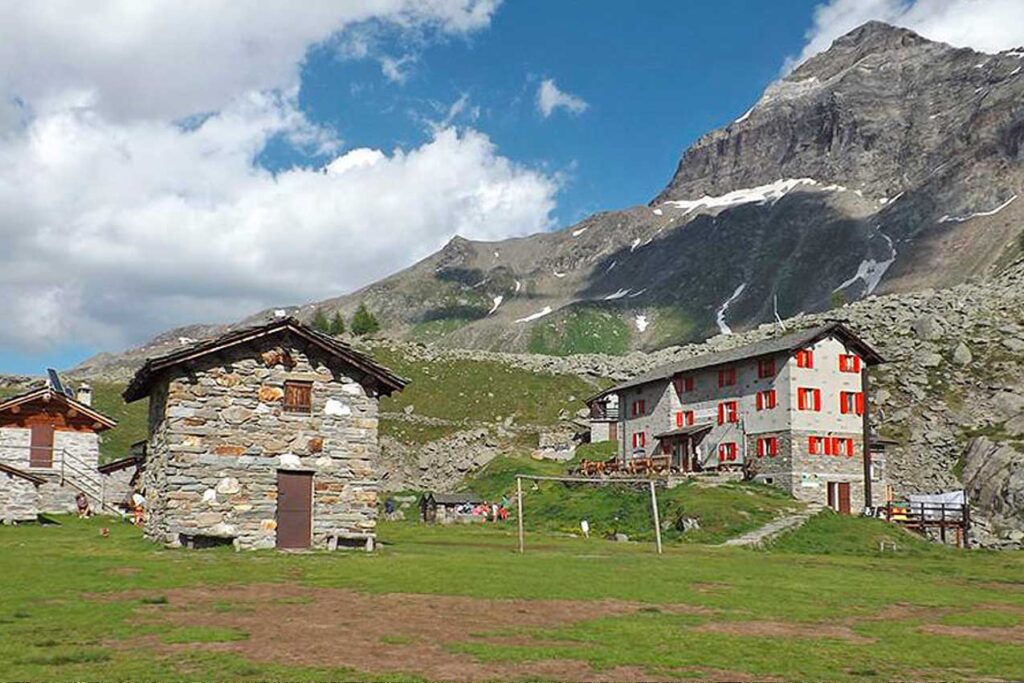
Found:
141,335 -> 381,550
0,473 -> 40,524
787,431 -> 868,508
0,427 -> 102,513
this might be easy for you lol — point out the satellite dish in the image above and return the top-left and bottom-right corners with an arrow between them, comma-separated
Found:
46,368 -> 64,395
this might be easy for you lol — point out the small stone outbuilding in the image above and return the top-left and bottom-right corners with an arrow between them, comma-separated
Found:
0,463 -> 44,524
123,317 -> 407,550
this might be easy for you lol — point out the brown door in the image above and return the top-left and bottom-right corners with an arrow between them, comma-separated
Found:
828,482 -> 852,515
30,422 -> 54,468
838,482 -> 852,515
277,471 -> 313,549
608,423 -> 617,441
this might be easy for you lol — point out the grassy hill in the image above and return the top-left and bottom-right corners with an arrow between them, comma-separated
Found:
451,452 -> 801,545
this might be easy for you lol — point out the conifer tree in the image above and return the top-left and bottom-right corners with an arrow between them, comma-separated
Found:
351,303 -> 380,336
311,307 -> 331,333
328,311 -> 345,335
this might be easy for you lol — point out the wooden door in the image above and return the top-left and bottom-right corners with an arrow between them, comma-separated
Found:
608,423 -> 617,441
276,471 -> 313,549
828,482 -> 852,515
837,482 -> 852,515
30,422 -> 54,468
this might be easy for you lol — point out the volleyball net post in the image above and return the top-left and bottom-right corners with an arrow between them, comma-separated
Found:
514,474 -> 664,555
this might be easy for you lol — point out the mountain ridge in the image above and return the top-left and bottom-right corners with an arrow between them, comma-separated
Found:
73,21 -> 1024,378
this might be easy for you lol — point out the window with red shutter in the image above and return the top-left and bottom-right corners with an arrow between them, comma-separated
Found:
631,399 -> 646,417
718,367 -> 736,387
718,442 -> 737,461
283,381 -> 313,413
685,410 -> 695,426
796,349 -> 814,368
757,389 -> 776,411
839,354 -> 862,373
808,436 -> 821,455
718,400 -> 738,423
758,358 -> 776,378
674,376 -> 694,393
757,436 -> 779,457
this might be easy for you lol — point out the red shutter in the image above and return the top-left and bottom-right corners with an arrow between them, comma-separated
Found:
798,389 -> 806,411
756,392 -> 764,411
853,356 -> 861,373
675,411 -> 683,428
686,411 -> 694,426
813,389 -> 822,412
839,392 -> 848,414
717,403 -> 725,425
855,392 -> 865,416
770,438 -> 778,456
846,438 -> 855,457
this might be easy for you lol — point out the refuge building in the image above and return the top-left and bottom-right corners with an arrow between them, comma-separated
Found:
587,323 -> 885,512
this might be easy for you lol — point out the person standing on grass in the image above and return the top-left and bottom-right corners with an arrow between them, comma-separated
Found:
580,519 -> 590,539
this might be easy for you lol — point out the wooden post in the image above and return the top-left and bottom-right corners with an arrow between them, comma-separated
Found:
940,505 -> 947,544
649,480 -> 663,555
516,476 -> 524,554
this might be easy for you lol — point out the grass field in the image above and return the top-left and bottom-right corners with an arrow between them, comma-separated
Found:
2,515 -> 1023,682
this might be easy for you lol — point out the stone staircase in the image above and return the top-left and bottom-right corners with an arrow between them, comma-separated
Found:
720,503 -> 826,548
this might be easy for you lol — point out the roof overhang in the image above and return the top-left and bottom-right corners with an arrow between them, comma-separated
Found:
0,387 -> 117,431
123,317 -> 409,402
653,423 -> 714,440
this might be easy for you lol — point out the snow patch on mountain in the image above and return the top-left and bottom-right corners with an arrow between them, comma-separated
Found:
634,314 -> 649,332
515,307 -> 553,323
835,233 -> 897,295
487,296 -> 503,315
938,195 -> 1017,223
715,283 -> 747,335
660,178 -> 835,215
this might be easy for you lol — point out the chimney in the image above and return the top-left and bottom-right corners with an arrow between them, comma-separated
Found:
77,383 -> 92,406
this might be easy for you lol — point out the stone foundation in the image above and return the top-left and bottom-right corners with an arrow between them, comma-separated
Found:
0,473 -> 40,524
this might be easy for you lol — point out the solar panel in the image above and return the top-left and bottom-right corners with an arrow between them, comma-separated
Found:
46,368 -> 64,394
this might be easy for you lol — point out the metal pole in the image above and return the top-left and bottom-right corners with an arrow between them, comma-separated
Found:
649,480 -> 663,555
516,476 -> 524,554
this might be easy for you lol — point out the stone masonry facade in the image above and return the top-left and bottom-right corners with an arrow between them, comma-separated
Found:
0,472 -> 40,524
0,426 -> 102,513
142,335 -> 382,550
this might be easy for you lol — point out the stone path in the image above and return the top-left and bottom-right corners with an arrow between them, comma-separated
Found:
720,503 -> 826,548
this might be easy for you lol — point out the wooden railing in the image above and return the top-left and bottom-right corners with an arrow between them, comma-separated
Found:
884,502 -> 970,547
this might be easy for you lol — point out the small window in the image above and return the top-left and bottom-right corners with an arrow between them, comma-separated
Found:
631,399 -> 646,417
840,391 -> 864,415
632,432 -> 647,449
757,358 -> 776,378
283,381 -> 313,414
718,442 -> 738,462
795,349 -> 814,369
675,410 -> 695,428
717,400 -> 738,425
673,375 -> 694,393
757,436 -> 778,457
839,354 -> 861,373
718,367 -> 737,387
756,389 -> 777,411
808,436 -> 823,455
797,387 -> 821,412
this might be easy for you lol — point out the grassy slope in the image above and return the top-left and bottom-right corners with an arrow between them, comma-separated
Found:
456,454 -> 800,544
1,516 -> 1023,681
527,306 -> 632,356
371,346 -> 606,444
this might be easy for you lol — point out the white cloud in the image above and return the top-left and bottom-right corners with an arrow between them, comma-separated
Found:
0,1 -> 566,352
788,0 -> 1024,72
536,78 -> 589,118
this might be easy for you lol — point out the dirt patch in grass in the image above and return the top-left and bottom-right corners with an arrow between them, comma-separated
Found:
695,620 -> 874,644
115,583 -> 713,681
919,624 -> 1024,644
689,582 -> 731,594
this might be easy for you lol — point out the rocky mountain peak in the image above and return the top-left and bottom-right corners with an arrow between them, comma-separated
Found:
789,21 -> 938,83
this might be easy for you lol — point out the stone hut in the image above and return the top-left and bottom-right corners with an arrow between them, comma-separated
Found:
0,463 -> 44,524
0,382 -> 117,513
123,317 -> 407,551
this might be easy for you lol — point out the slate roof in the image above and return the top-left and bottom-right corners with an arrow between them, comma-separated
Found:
0,386 -> 117,430
423,492 -> 486,506
123,317 -> 409,402
653,423 -> 714,440
597,322 -> 883,399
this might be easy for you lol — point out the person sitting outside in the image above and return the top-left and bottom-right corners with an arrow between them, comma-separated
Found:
130,491 -> 146,526
75,492 -> 93,518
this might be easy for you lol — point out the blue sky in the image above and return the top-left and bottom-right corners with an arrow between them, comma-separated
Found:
12,0 -> 1017,376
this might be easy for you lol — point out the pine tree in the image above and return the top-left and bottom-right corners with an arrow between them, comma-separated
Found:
351,303 -> 380,336
311,308 -> 331,333
328,311 -> 345,336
